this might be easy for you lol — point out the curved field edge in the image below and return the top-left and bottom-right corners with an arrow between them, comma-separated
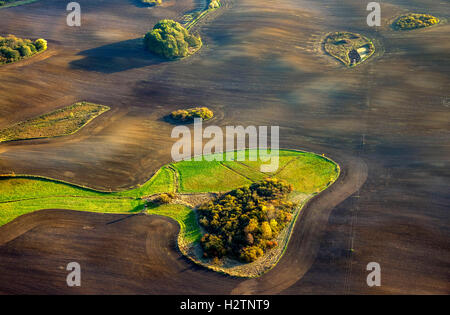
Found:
0,0 -> 39,10
0,102 -> 110,143
182,153 -> 341,278
0,149 -> 340,277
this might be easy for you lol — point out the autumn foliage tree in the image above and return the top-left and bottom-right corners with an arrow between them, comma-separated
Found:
141,0 -> 162,5
0,35 -> 47,65
169,107 -> 214,123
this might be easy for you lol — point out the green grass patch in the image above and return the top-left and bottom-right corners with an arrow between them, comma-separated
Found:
0,166 -> 175,202
0,102 -> 110,143
172,160 -> 251,193
0,149 -> 339,257
220,161 -> 267,182
0,197 -> 144,227
0,149 -> 340,277
0,176 -> 111,202
0,0 -> 39,9
147,203 -> 201,243
112,166 -> 175,198
274,154 -> 339,193
238,150 -> 303,175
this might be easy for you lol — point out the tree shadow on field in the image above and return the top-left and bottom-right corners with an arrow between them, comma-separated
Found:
69,38 -> 166,73
106,213 -> 139,225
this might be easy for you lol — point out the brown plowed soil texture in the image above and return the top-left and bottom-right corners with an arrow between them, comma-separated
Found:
0,0 -> 449,294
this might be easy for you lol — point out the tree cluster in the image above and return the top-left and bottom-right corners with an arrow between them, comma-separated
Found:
198,178 -> 296,263
208,0 -> 220,9
144,20 -> 202,59
0,35 -> 47,65
394,14 -> 439,30
141,0 -> 162,5
169,107 -> 213,122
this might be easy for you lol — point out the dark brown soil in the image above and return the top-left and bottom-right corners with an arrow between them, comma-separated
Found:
0,0 -> 449,294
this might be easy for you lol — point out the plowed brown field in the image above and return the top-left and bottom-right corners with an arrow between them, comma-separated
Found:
0,0 -> 448,294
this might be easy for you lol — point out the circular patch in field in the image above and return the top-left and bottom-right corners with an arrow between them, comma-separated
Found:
323,32 -> 375,67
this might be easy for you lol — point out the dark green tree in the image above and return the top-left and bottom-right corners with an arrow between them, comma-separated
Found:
144,20 -> 202,59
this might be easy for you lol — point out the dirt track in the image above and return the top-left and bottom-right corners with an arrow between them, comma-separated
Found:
0,0 -> 449,294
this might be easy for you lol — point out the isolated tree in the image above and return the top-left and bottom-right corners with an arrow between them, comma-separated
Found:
144,19 -> 202,59
34,38 -> 47,51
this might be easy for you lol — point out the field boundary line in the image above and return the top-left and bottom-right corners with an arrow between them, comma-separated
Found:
219,162 -> 255,182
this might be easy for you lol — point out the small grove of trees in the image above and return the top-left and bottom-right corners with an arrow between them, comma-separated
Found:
141,0 -> 162,5
198,178 -> 296,263
0,35 -> 47,65
169,107 -> 214,122
208,0 -> 220,9
144,20 -> 202,59
394,14 -> 439,30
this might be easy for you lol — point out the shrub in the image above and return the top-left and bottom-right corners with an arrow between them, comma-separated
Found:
144,19 -> 202,59
212,256 -> 223,266
201,233 -> 227,258
240,246 -> 264,263
154,192 -> 175,204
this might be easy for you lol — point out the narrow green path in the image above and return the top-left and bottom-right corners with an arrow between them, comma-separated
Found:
0,0 -> 39,10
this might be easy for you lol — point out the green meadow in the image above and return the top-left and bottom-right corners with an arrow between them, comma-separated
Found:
0,0 -> 39,9
0,149 -> 339,249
